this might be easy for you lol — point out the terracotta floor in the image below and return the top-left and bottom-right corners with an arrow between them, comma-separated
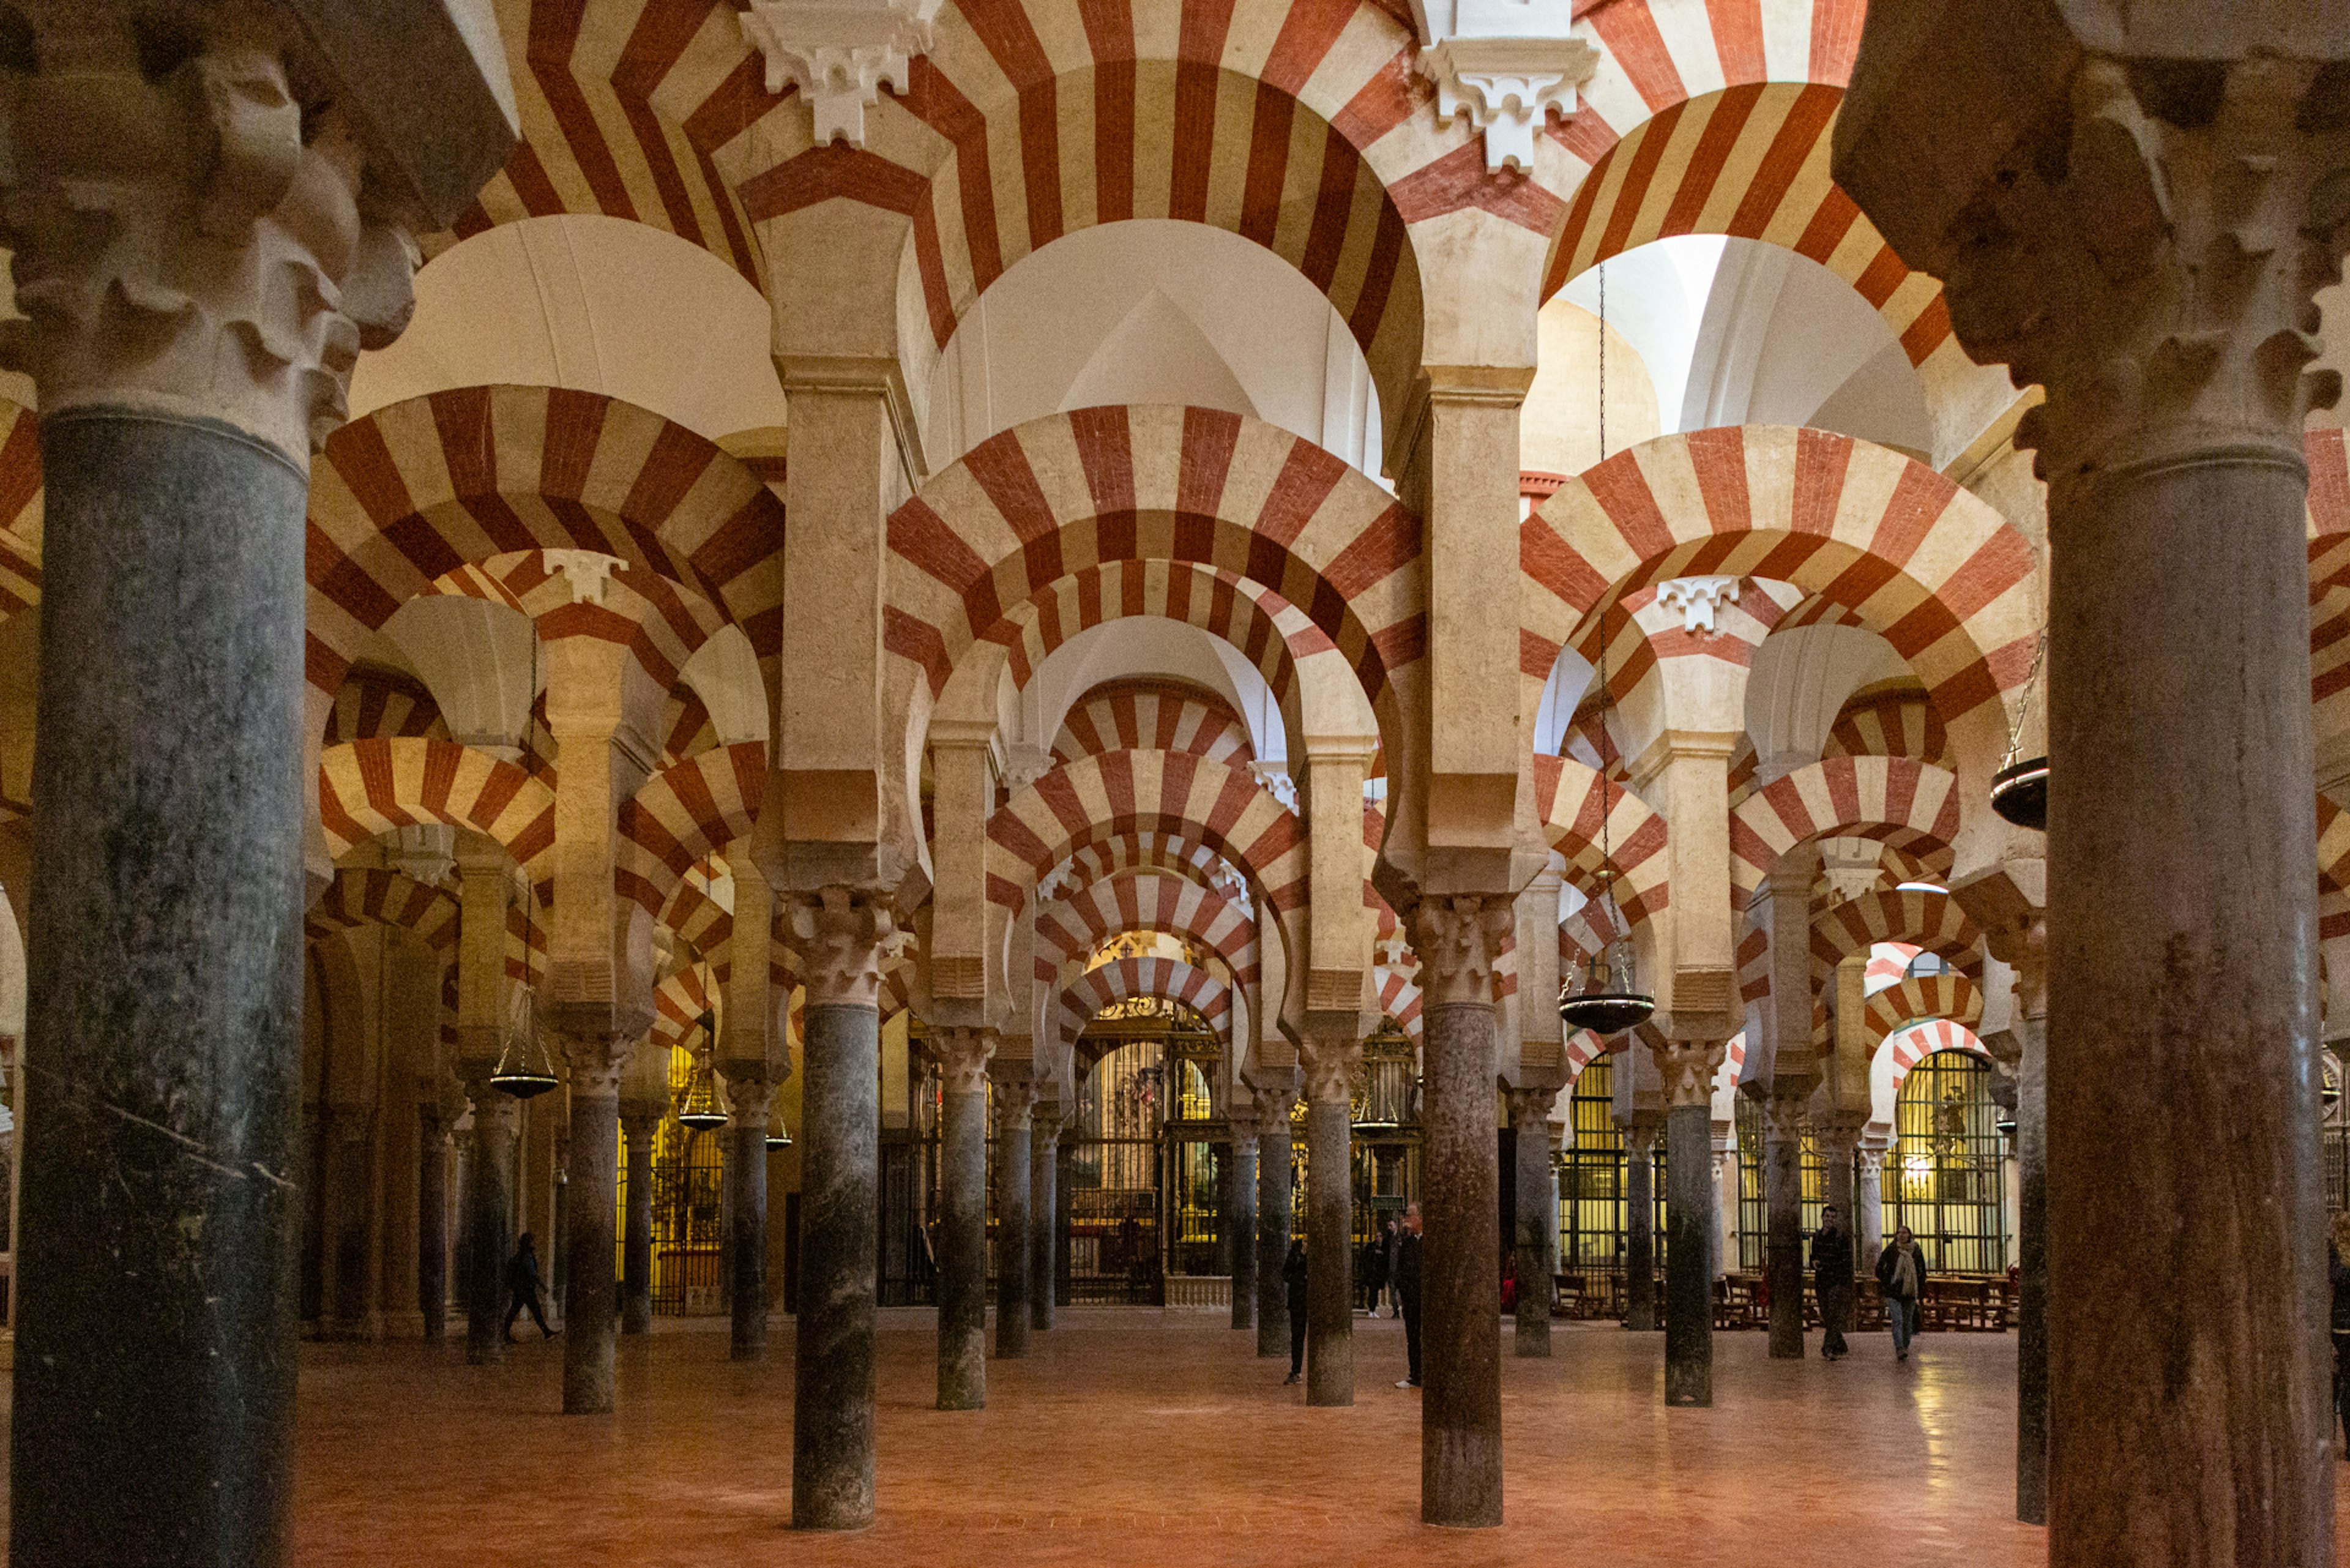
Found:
111,1312 -> 2350,1565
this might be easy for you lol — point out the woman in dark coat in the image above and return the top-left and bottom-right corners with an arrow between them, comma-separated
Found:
1282,1239 -> 1308,1385
1875,1226 -> 1930,1362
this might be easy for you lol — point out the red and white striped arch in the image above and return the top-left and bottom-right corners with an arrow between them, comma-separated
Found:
616,743 -> 767,917
322,671 -> 450,747
307,386 -> 786,704
1876,1018 -> 1991,1103
1523,426 -> 2040,774
305,868 -> 462,951
1545,84 -> 1956,378
888,406 -> 1422,744
1826,682 -> 1950,768
1050,830 -> 1240,901
1036,873 -> 1259,990
1060,954 -> 1233,1050
1051,680 -> 1255,769
0,401 -> 40,625
2305,430 -> 2350,731
1727,755 -> 1961,903
417,551 -> 734,697
1531,752 -> 1670,920
1863,971 -> 1983,1046
1810,888 -> 1980,987
988,749 -> 1305,918
319,739 -> 558,878
441,0 -> 778,285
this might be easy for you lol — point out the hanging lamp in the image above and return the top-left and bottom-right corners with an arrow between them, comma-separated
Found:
765,1100 -> 793,1151
1991,632 -> 2048,831
677,1004 -> 728,1130
488,630 -> 560,1099
1557,263 -> 1655,1040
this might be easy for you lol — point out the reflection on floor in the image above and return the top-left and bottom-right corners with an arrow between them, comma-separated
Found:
51,1310 -> 2348,1565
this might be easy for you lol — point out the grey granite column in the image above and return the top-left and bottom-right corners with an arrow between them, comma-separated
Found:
725,1073 -> 775,1361
1299,1042 -> 1357,1406
930,1029 -> 992,1409
463,1085 -> 517,1364
620,1111 -> 658,1335
1030,1107 -> 1059,1333
1764,1094 -> 1806,1358
1654,1033 -> 1726,1409
325,1108 -> 376,1338
1622,1119 -> 1658,1332
1410,895 -> 1511,1528
559,1050 -> 626,1413
419,1107 -> 450,1342
993,1074 -> 1035,1359
1508,1088 -> 1557,1357
1256,1107 -> 1294,1358
788,888 -> 890,1531
1226,1127 -> 1258,1331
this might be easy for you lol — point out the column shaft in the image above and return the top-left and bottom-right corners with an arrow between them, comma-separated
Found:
1422,998 -> 1502,1525
794,999 -> 879,1530
2016,1014 -> 2048,1526
1764,1100 -> 1805,1359
1623,1127 -> 1657,1332
419,1114 -> 449,1342
728,1107 -> 770,1361
1029,1119 -> 1058,1333
464,1094 -> 515,1364
561,1080 -> 621,1413
1663,1103 -> 1715,1407
994,1089 -> 1032,1359
1303,1097 -> 1352,1405
1512,1101 -> 1554,1357
621,1116 -> 655,1335
1226,1132 -> 1258,1331
1256,1120 -> 1292,1358
936,1081 -> 988,1407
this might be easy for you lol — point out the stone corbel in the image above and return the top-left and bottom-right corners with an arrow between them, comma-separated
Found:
1654,575 -> 1742,634
739,0 -> 946,149
1417,31 -> 1599,172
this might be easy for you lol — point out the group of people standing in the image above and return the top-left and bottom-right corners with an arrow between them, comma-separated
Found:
1284,1203 -> 1423,1389
1809,1205 -> 1931,1362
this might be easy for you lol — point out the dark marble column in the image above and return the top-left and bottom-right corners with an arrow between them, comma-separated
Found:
786,890 -> 893,1532
1029,1107 -> 1059,1334
725,1073 -> 775,1362
1226,1127 -> 1258,1331
419,1107 -> 450,1342
1409,896 -> 1512,1528
620,1111 -> 658,1335
993,1075 -> 1035,1359
1255,1107 -> 1294,1359
930,1029 -> 993,1409
1763,1094 -> 1807,1359
559,1048 -> 627,1413
1655,1042 -> 1726,1408
324,1108 -> 377,1339
1622,1119 -> 1659,1332
1508,1087 -> 1557,1357
463,1086 -> 517,1364
1299,1043 -> 1356,1407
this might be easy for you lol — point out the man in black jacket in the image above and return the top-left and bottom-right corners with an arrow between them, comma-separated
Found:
1393,1202 -> 1423,1388
1810,1204 -> 1856,1360
504,1232 -> 555,1342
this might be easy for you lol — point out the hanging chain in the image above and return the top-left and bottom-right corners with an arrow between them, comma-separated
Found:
1597,262 -> 1606,464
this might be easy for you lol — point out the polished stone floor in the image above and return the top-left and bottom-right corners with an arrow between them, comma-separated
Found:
42,1311 -> 2343,1565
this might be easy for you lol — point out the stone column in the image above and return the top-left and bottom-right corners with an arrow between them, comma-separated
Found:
619,1109 -> 659,1336
786,889 -> 895,1531
1622,1118 -> 1660,1332
1029,1102 -> 1061,1334
1225,1121 -> 1259,1332
323,1106 -> 377,1339
461,1080 -> 517,1364
1856,1132 -> 1887,1259
992,1072 -> 1035,1359
928,1027 -> 993,1409
1837,33 -> 2347,1564
1254,1091 -> 1297,1359
1763,1094 -> 1808,1359
1652,1039 -> 1725,1407
556,1038 -> 630,1412
1507,1085 -> 1560,1357
0,10 -> 499,1559
418,1100 -> 452,1342
1409,896 -> 1513,1528
1811,1108 -> 1867,1353
1297,1037 -> 1359,1406
723,1069 -> 777,1361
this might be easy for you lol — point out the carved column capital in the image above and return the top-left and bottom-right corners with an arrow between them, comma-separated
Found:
1029,1103 -> 1064,1148
1297,1036 -> 1362,1107
926,1026 -> 996,1097
559,1032 -> 636,1099
1914,56 -> 2349,485
720,1065 -> 777,1123
1811,1107 -> 1870,1158
1238,1094 -> 1297,1141
783,886 -> 900,1009
990,1070 -> 1039,1129
460,1073 -> 518,1137
1649,1038 -> 1727,1110
1406,894 -> 1515,1007
1622,1116 -> 1663,1155
0,9 -> 428,465
1763,1092 -> 1810,1146
1504,1085 -> 1557,1129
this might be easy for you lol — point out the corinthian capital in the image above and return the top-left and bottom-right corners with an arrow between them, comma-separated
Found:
0,7 -> 434,464
1649,1037 -> 1726,1110
1835,28 -> 2349,485
1406,894 -> 1515,1007
926,1026 -> 994,1097
783,885 -> 900,1008
1298,1036 -> 1362,1107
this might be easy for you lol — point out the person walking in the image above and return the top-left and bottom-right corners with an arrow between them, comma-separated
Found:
1382,1219 -> 1402,1316
1359,1230 -> 1388,1315
1282,1239 -> 1308,1385
504,1232 -> 555,1342
2331,1212 -> 2350,1458
1874,1225 -> 1929,1362
1393,1201 -> 1423,1389
1811,1203 -> 1856,1361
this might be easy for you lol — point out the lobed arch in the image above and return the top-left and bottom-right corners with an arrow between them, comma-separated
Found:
1863,971 -> 1984,1047
1726,755 -> 1961,905
1811,887 -> 1981,988
318,739 -> 558,880
616,743 -> 769,919
1523,425 -> 2037,869
1059,955 -> 1233,1055
1530,752 -> 1671,920
305,385 -> 786,709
